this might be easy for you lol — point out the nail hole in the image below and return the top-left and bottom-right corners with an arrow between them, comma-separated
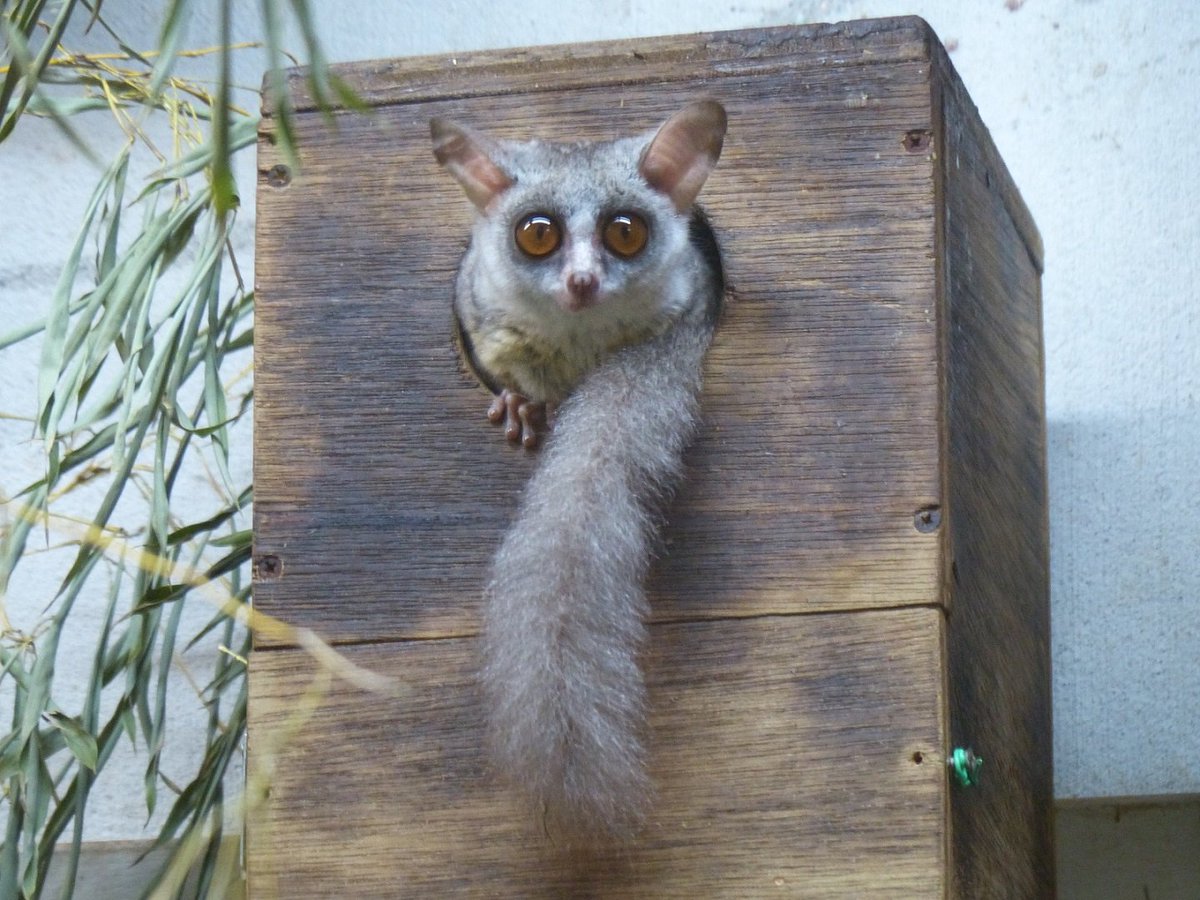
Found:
912,751 -> 924,765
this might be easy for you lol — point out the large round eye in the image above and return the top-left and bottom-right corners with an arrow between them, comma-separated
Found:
602,212 -> 649,258
514,213 -> 561,258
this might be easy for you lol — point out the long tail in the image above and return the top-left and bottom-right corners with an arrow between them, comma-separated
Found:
480,317 -> 714,843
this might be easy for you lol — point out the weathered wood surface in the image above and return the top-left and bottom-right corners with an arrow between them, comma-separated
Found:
274,20 -> 931,112
247,609 -> 946,898
250,17 -> 1052,898
931,41 -> 1054,897
253,18 -> 945,647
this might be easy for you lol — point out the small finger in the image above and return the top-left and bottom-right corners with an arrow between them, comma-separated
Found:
504,392 -> 524,442
518,402 -> 540,449
487,393 -> 506,424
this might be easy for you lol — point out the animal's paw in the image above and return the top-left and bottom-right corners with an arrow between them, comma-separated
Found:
487,389 -> 551,450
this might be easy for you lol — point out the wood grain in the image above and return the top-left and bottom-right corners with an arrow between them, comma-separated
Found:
931,43 -> 1054,898
247,609 -> 946,899
272,20 -> 933,112
253,22 -> 944,646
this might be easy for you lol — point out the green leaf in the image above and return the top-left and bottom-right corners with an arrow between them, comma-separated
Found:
210,0 -> 237,217
44,712 -> 99,771
35,149 -> 130,434
145,0 -> 192,100
0,0 -> 87,148
203,542 -> 252,580
167,486 -> 251,545
139,115 -> 258,197
141,583 -> 189,609
23,94 -> 115,118
0,729 -> 23,781
330,72 -> 369,114
210,528 -> 251,549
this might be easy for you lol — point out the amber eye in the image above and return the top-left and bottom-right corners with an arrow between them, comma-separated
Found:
514,214 -> 561,258
602,212 -> 649,258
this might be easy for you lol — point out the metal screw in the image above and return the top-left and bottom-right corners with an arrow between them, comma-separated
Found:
902,129 -> 932,152
265,164 -> 291,187
254,554 -> 283,580
914,506 -> 942,533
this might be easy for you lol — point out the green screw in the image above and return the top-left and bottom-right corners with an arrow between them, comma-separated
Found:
949,747 -> 983,787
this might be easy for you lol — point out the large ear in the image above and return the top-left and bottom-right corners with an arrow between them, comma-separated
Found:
430,118 -> 514,211
638,100 -> 727,212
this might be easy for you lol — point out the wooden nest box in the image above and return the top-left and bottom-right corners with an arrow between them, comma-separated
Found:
250,17 -> 1052,897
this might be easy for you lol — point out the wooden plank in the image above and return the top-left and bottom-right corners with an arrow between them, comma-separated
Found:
931,42 -> 1054,897
272,19 -> 933,112
253,30 -> 945,647
246,609 -> 946,898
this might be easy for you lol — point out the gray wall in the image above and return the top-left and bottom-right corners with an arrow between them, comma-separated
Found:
2,0 -> 1197,844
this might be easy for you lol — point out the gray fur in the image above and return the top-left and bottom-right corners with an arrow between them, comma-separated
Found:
481,318 -> 715,842
454,134 -> 703,403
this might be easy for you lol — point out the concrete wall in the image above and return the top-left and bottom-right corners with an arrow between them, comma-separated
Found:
2,0 -> 1197,845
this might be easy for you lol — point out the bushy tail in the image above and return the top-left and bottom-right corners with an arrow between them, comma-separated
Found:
480,318 -> 714,843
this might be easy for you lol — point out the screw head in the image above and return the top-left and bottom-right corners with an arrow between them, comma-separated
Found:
254,554 -> 283,580
914,507 -> 942,533
903,129 -> 932,152
265,164 -> 292,187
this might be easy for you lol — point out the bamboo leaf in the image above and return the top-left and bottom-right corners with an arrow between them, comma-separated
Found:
23,94 -> 116,117
0,0 -> 84,146
0,729 -> 23,781
210,0 -> 237,217
188,607 -> 243,655
286,0 -> 334,120
134,582 -> 189,610
210,529 -> 251,549
139,115 -> 258,197
260,0 -> 300,168
21,738 -> 53,895
330,72 -> 369,114
35,148 -> 130,433
0,1 -> 50,128
97,154 -> 129,282
203,542 -> 251,580
150,416 -> 170,550
44,712 -> 99,771
0,1 -> 345,893
167,485 -> 251,545
0,295 -> 89,351
145,0 -> 192,100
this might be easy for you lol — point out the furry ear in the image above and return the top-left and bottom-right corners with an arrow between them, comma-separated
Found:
431,119 -> 514,210
638,100 -> 727,212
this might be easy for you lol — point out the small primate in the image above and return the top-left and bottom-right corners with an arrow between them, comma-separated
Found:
432,100 -> 727,843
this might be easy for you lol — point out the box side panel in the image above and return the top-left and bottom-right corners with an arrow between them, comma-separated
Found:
932,46 -> 1054,898
252,38 -> 943,646
247,609 -> 945,898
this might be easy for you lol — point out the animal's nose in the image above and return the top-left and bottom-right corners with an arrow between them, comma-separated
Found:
567,271 -> 599,300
